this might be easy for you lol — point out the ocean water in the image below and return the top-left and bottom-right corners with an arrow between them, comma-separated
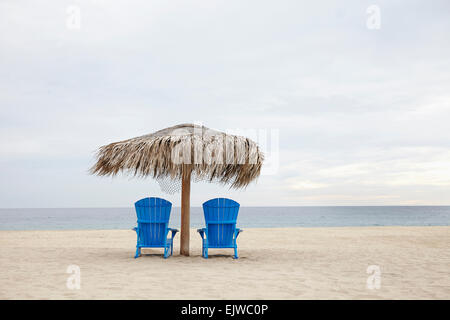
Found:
0,206 -> 449,230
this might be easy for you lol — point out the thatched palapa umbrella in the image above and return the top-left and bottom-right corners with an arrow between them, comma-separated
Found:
91,123 -> 263,256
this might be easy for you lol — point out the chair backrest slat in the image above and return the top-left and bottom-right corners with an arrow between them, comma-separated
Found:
135,197 -> 172,246
203,198 -> 240,247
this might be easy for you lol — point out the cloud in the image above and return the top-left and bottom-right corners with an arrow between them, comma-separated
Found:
285,178 -> 329,190
1,0 -> 450,206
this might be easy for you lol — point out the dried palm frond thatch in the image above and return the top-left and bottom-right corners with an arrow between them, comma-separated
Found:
90,123 -> 264,188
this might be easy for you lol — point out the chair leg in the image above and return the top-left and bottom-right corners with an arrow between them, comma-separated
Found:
233,246 -> 238,259
164,245 -> 171,259
170,242 -> 173,256
134,247 -> 141,259
204,247 -> 208,259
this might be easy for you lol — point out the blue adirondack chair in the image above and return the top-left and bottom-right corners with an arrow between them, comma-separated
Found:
133,197 -> 178,259
197,198 -> 243,259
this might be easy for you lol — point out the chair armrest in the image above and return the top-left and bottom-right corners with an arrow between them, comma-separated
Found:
234,228 -> 243,239
132,227 -> 138,233
168,228 -> 178,239
197,228 -> 206,239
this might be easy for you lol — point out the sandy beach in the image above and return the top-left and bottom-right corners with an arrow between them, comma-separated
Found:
0,226 -> 449,299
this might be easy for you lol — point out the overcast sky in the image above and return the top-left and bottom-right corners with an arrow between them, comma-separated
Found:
1,0 -> 450,207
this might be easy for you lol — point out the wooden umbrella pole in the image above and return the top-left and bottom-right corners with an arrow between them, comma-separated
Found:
180,168 -> 191,256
